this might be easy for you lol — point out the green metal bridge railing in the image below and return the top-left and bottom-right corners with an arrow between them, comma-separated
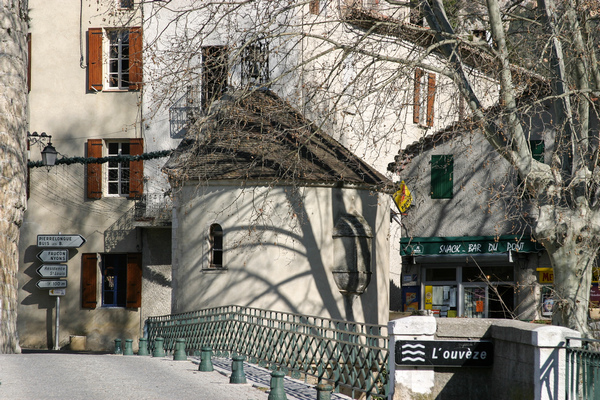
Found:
145,305 -> 389,399
566,337 -> 600,399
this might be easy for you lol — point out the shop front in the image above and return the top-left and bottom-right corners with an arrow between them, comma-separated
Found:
400,235 -> 544,319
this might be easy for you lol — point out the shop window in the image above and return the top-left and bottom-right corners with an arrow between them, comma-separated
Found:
86,138 -> 143,199
87,27 -> 142,92
81,253 -> 142,309
462,266 -> 514,283
201,46 -> 228,110
413,68 -> 436,127
431,154 -> 453,199
209,224 -> 224,268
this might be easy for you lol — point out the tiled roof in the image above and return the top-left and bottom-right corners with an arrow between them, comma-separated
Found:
163,89 -> 393,191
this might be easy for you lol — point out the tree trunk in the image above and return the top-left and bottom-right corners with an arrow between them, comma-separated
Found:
0,0 -> 28,353
536,204 -> 599,337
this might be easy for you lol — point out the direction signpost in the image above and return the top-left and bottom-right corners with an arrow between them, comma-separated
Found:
35,233 -> 85,351
36,264 -> 68,278
37,234 -> 86,248
36,280 -> 67,289
37,249 -> 69,263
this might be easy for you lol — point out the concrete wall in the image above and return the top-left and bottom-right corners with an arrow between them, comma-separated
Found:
171,182 -> 390,325
389,316 -> 580,400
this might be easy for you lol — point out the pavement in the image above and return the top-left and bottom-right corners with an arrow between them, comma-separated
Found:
0,351 -> 353,400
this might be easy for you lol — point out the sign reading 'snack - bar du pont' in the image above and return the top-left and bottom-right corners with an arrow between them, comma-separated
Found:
395,340 -> 494,367
37,234 -> 86,248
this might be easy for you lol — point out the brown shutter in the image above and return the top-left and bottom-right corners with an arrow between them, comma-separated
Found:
129,27 -> 142,90
309,0 -> 319,14
81,253 -> 98,309
88,28 -> 103,92
126,253 -> 142,308
128,138 -> 143,199
426,73 -> 436,127
87,139 -> 103,199
27,33 -> 31,93
413,68 -> 422,124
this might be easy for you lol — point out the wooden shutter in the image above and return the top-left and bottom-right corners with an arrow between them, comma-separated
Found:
87,139 -> 103,199
309,0 -> 319,14
81,253 -> 98,309
88,28 -> 103,92
126,253 -> 142,308
431,155 -> 453,199
128,138 -> 143,199
129,27 -> 142,90
426,73 -> 436,127
413,68 -> 423,124
27,33 -> 31,93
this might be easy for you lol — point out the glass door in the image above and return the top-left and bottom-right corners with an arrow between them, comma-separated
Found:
463,285 -> 487,318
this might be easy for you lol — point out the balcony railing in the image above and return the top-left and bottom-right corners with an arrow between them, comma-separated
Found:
170,87 -> 200,139
134,193 -> 173,225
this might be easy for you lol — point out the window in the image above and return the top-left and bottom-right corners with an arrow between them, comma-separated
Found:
209,224 -> 224,268
117,0 -> 134,9
81,253 -> 142,309
87,27 -> 142,92
431,154 -> 453,199
413,68 -> 436,127
86,138 -> 143,199
409,0 -> 424,26
201,46 -> 228,110
531,140 -> 544,162
241,42 -> 269,87
108,142 -> 131,196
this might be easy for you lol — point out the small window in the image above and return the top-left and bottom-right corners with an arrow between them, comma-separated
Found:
118,0 -> 134,9
202,46 -> 228,110
431,154 -> 453,199
209,224 -> 224,268
102,254 -> 127,307
413,68 -> 436,127
107,142 -> 130,196
409,0 -> 423,26
241,41 -> 269,87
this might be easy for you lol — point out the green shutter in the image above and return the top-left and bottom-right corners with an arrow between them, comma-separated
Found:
431,155 -> 453,199
530,140 -> 544,162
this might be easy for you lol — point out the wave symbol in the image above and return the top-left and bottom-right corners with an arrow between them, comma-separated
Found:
401,350 -> 425,356
401,343 -> 425,349
401,357 -> 425,362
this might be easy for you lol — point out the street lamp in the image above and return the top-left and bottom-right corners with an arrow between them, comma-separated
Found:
27,131 -> 58,166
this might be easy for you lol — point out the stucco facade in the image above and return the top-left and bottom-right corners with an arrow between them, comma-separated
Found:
19,0 -> 172,351
171,183 -> 390,324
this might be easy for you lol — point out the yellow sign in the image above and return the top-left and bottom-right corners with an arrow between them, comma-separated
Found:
537,268 -> 554,284
425,285 -> 433,310
394,181 -> 412,213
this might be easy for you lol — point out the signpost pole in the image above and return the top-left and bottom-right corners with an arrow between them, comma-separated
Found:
54,296 -> 60,351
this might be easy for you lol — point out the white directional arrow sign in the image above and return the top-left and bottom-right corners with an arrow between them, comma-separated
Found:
36,249 -> 69,263
37,264 -> 68,278
37,234 -> 86,248
36,280 -> 67,289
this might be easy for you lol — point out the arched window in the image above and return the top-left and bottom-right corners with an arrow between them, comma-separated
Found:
209,224 -> 224,268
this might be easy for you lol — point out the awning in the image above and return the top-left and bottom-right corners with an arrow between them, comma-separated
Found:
400,235 -> 544,256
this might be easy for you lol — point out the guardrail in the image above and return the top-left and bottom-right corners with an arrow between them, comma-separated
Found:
565,337 -> 600,399
145,305 -> 389,399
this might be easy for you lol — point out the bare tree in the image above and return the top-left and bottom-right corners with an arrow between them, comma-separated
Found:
140,0 -> 600,334
0,0 -> 28,353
